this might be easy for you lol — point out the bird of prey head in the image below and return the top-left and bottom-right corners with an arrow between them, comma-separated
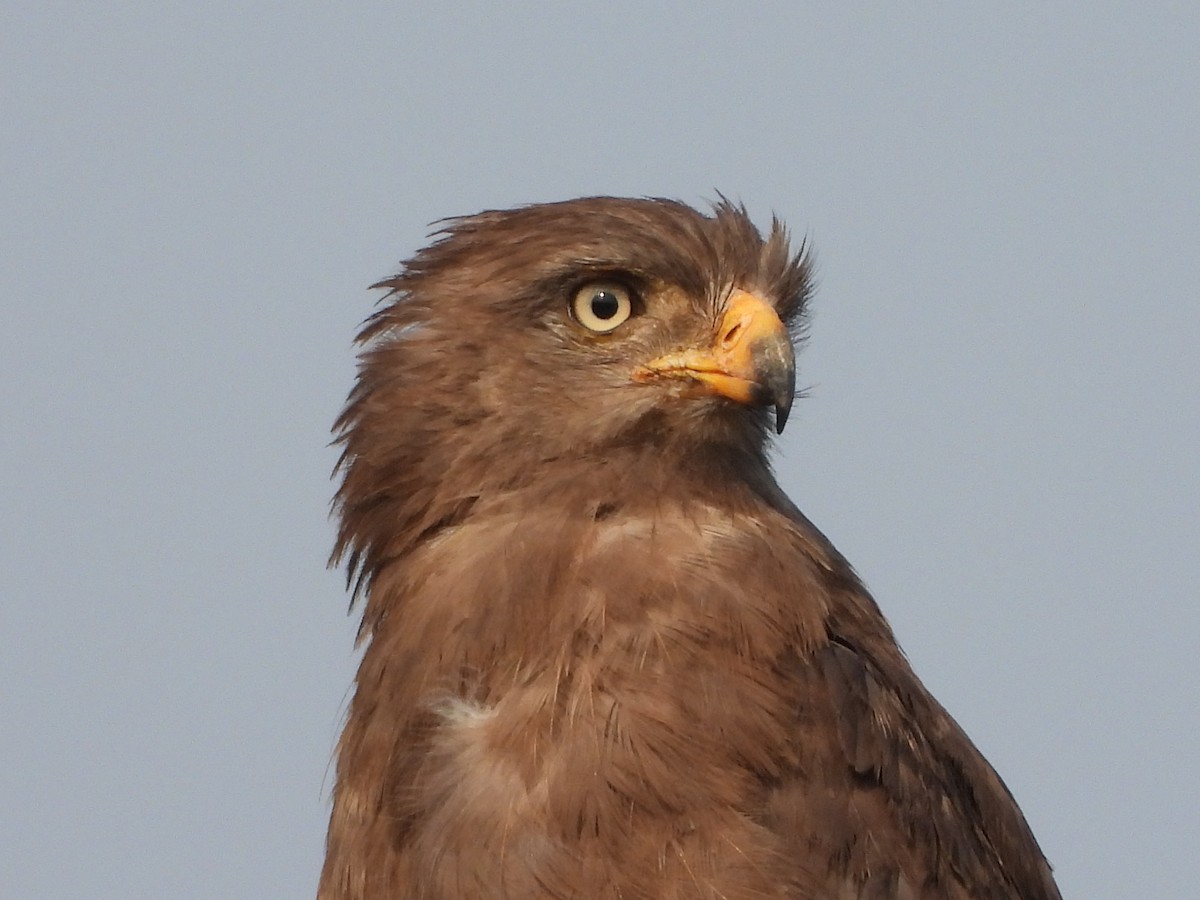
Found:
321,198 -> 1061,900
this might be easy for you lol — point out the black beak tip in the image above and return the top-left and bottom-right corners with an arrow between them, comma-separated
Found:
774,400 -> 792,434
749,331 -> 797,435
768,355 -> 796,435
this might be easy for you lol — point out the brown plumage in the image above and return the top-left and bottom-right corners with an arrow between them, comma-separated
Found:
319,197 -> 1061,899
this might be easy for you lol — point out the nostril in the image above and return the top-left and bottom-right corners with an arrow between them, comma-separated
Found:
721,319 -> 744,348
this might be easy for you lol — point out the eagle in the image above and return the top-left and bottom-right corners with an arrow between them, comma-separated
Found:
319,197 -> 1061,900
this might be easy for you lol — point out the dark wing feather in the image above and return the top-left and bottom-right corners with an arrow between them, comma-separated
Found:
779,578 -> 1062,899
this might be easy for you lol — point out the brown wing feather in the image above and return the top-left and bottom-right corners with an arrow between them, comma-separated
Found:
797,608 -> 1062,898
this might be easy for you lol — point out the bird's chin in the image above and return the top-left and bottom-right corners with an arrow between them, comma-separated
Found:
631,394 -> 775,457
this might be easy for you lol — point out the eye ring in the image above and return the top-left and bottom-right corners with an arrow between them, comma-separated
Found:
570,281 -> 634,333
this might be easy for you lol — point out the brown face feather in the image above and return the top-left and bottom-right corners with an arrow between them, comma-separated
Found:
319,197 -> 1061,900
330,198 -> 811,603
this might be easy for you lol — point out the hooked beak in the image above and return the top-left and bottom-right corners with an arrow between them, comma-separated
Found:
633,289 -> 796,433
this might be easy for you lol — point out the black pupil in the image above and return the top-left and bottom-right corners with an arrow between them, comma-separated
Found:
590,290 -> 620,320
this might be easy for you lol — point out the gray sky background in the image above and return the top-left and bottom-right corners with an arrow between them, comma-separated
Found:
3,4 -> 1197,898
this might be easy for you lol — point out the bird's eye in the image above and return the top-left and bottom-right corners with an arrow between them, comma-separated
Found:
570,282 -> 633,333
